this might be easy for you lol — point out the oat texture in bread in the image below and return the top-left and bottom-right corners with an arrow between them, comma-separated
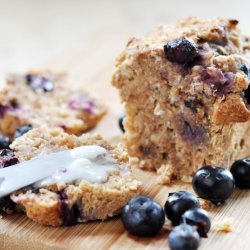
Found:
0,70 -> 106,137
112,17 -> 250,183
2,127 -> 141,226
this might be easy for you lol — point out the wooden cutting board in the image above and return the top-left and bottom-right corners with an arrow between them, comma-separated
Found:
1,75 -> 250,250
1,1 -> 250,249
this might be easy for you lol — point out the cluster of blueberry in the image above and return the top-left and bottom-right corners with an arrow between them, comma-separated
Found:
121,162 -> 250,250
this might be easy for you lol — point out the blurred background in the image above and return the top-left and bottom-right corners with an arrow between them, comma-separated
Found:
0,0 -> 248,136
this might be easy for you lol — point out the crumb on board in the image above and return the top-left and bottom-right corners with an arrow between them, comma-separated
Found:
200,199 -> 214,210
214,218 -> 232,233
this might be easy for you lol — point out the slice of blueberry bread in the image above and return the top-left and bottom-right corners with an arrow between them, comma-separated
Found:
0,70 -> 106,138
0,127 -> 140,226
112,17 -> 250,183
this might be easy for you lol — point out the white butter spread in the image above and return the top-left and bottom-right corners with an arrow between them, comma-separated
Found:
35,146 -> 117,187
0,145 -> 117,198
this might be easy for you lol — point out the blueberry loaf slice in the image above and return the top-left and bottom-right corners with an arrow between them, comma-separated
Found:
0,127 -> 140,226
112,17 -> 250,183
0,70 -> 106,137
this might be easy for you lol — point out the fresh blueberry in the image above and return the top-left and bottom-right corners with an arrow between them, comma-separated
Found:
26,74 -> 54,92
122,195 -> 165,237
0,149 -> 19,168
164,191 -> 200,226
168,223 -> 200,250
181,208 -> 211,238
164,38 -> 198,64
192,166 -> 235,203
119,115 -> 126,133
0,135 -> 10,149
14,124 -> 34,140
230,159 -> 250,189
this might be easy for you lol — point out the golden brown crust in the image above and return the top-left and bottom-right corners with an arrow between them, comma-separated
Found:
212,95 -> 250,124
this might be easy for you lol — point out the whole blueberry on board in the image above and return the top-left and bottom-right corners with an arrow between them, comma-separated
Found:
230,159 -> 250,189
164,38 -> 198,64
122,196 -> 165,237
192,166 -> 235,203
0,135 -> 10,149
181,208 -> 211,238
14,124 -> 34,140
168,223 -> 200,250
164,191 -> 200,226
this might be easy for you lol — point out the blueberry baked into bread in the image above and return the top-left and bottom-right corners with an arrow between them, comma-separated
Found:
0,70 -> 106,137
0,127 -> 141,226
112,17 -> 250,183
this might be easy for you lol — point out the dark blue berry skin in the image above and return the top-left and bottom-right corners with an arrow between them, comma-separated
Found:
181,208 -> 211,238
168,223 -> 200,250
192,166 -> 235,203
14,124 -> 34,140
119,115 -> 125,133
231,159 -> 250,189
164,38 -> 198,64
58,191 -> 82,226
241,64 -> 250,104
122,196 -> 165,237
0,135 -> 10,149
240,64 -> 249,76
164,191 -> 200,226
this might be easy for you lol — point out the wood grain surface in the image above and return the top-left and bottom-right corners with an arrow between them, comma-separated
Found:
0,0 -> 250,249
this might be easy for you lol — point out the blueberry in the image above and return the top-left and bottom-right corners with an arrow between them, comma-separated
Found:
240,64 -> 249,76
244,85 -> 250,104
26,74 -> 54,92
14,124 -> 34,140
0,149 -> 19,168
0,135 -> 10,149
119,115 -> 126,133
230,159 -> 250,189
122,196 -> 165,237
164,191 -> 200,226
58,191 -> 82,226
200,67 -> 235,98
164,38 -> 198,64
240,64 -> 250,104
192,166 -> 235,203
181,208 -> 211,238
168,223 -> 200,250
0,196 -> 16,212
0,101 -> 19,118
